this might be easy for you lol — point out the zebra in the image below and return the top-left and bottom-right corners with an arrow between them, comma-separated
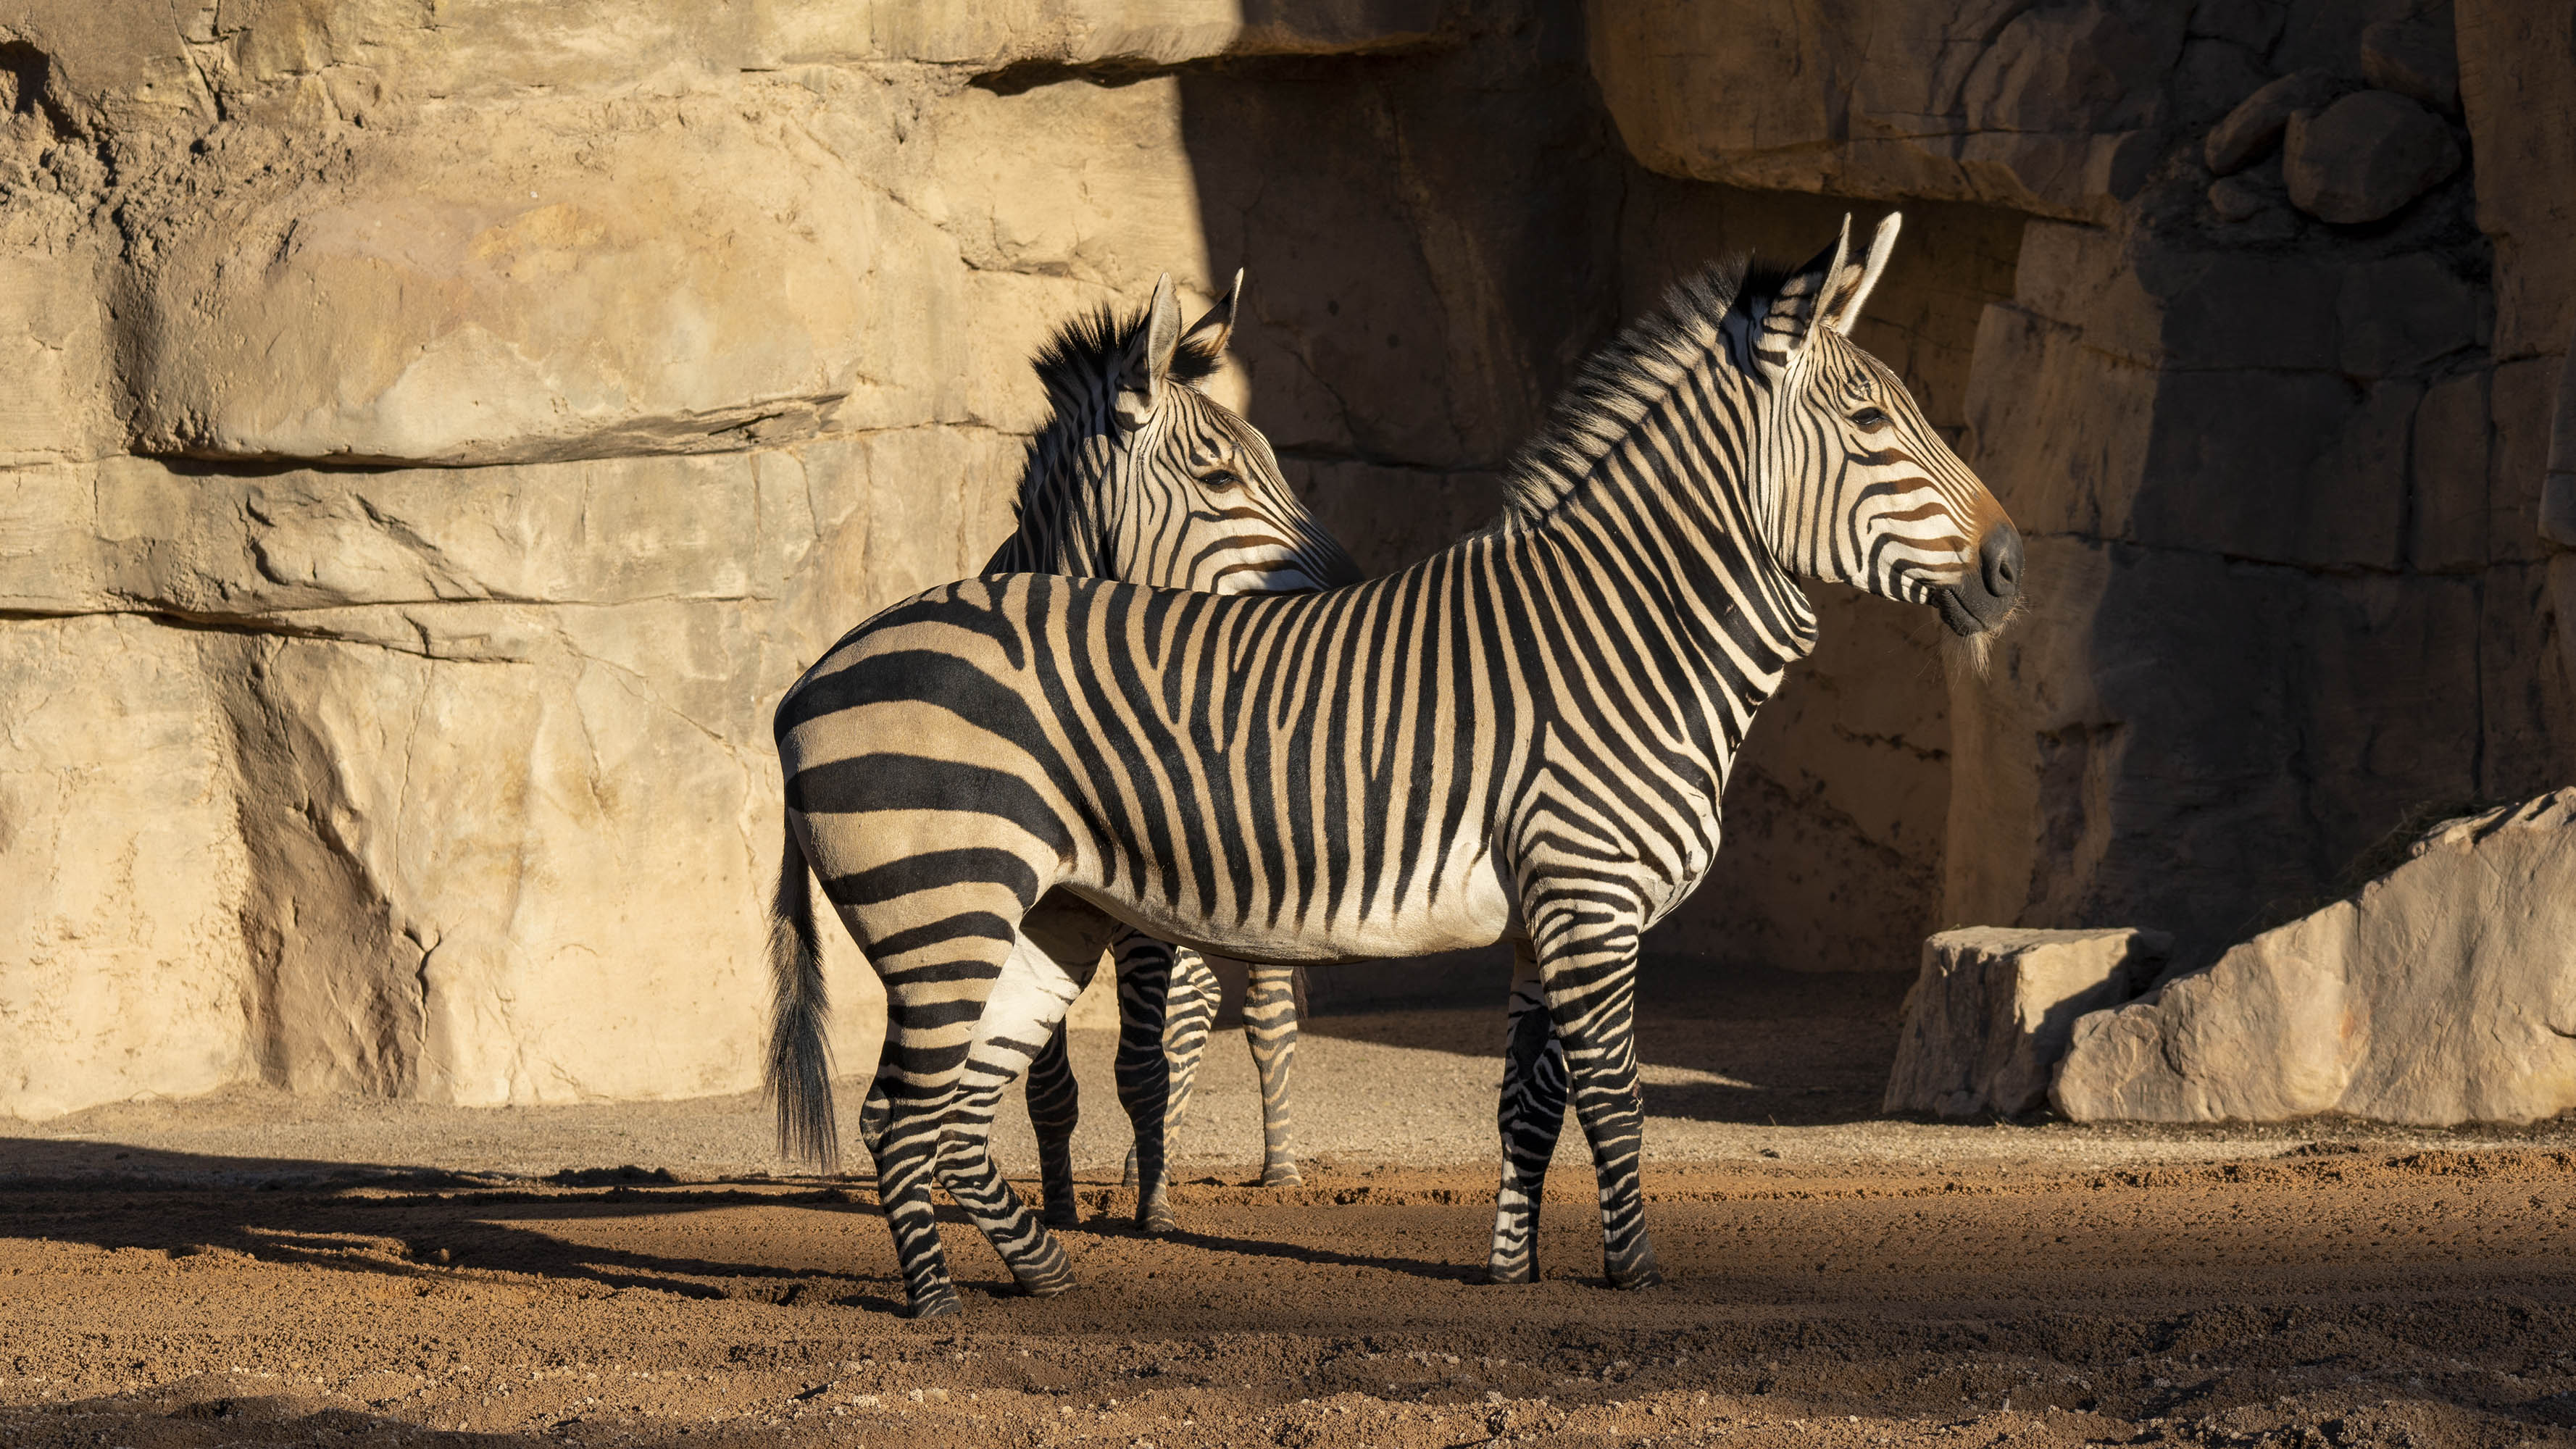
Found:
770,214 -> 2023,1317
801,270 -> 1356,1243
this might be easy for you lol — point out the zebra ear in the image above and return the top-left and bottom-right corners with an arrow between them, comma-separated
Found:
1757,215 -> 1855,364
1179,269 -> 1243,357
1820,212 -> 1900,335
1115,272 -> 1185,430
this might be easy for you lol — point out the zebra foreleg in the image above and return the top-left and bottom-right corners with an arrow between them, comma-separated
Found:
1112,942 -> 1210,1189
1530,912 -> 1664,1291
1025,1024 -> 1083,1226
1487,938 -> 1570,1284
1242,964 -> 1304,1187
1109,933 -> 1182,1231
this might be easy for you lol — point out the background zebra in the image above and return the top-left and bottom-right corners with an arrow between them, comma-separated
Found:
772,270 -> 1356,1242
977,272 -> 1354,1217
771,213 -> 2023,1317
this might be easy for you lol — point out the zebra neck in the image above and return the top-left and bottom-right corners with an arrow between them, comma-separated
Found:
996,421 -> 1115,577
1499,372 -> 1820,713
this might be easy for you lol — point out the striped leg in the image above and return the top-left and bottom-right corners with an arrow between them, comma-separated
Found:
1111,933 -> 1182,1231
1025,1024 -> 1083,1226
927,931 -> 1093,1297
1528,904 -> 1663,1290
1121,940 -> 1216,1190
867,977 -> 999,1319
1241,964 -> 1304,1186
856,885 -> 1106,1318
1488,938 -> 1570,1284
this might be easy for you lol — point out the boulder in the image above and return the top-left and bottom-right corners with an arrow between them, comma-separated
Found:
2054,790 -> 2576,1125
2361,13 -> 2460,113
2206,175 -> 2271,223
2204,70 -> 2342,177
1883,927 -> 2169,1118
2283,90 -> 2463,225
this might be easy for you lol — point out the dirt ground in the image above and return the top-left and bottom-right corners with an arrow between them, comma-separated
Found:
6,967 -> 2575,1448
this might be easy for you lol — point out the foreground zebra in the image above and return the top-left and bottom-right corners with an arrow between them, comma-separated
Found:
772,214 -> 2022,1316
792,270 -> 1353,1236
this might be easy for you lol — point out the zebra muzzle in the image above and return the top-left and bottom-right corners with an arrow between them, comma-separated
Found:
1935,523 -> 2023,637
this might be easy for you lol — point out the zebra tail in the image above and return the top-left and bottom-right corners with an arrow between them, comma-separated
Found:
765,814 -> 840,1174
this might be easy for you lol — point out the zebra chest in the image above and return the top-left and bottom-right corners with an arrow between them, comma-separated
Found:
1622,770 -> 1728,929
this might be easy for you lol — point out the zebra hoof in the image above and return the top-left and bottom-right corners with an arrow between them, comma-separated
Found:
1017,1271 -> 1077,1299
1606,1262 -> 1667,1291
1041,1203 -> 1080,1229
1136,1208 -> 1179,1236
902,1291 -> 964,1319
1481,1264 -> 1538,1286
1259,1166 -> 1304,1187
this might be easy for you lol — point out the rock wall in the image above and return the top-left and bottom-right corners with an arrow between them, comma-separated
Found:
7,0 -> 2570,1117
1596,0 -> 2576,964
0,0 -> 1480,1117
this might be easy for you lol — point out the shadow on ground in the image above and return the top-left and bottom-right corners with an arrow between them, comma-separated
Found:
1295,957 -> 1912,1127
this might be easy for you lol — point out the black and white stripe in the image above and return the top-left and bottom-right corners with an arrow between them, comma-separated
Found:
770,214 -> 2022,1316
775,271 -> 1352,1258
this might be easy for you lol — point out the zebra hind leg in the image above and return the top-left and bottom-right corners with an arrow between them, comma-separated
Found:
1025,1023 -> 1083,1226
927,930 -> 1099,1298
1487,938 -> 1568,1285
1241,964 -> 1303,1187
1109,934 -> 1184,1232
862,908 -> 1069,1317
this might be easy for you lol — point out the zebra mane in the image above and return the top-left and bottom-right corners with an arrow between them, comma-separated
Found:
1030,304 -> 1224,414
1498,256 -> 1784,525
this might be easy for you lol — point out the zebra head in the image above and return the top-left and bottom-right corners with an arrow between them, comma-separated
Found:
1019,272 -> 1362,595
1737,214 -> 2023,636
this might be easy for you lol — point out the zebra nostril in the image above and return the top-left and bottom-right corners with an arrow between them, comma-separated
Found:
1979,525 -> 2024,600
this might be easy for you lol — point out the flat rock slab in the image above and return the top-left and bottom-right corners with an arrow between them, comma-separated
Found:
1885,926 -> 2169,1119
2056,789 -> 2576,1125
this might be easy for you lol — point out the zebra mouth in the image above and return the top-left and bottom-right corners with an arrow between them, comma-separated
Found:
1935,586 -> 2008,636
1934,524 -> 2025,636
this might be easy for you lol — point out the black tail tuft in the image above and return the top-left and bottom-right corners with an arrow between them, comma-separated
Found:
765,815 -> 839,1173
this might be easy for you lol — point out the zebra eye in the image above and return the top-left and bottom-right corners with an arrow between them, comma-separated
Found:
1851,406 -> 1891,430
1198,468 -> 1242,491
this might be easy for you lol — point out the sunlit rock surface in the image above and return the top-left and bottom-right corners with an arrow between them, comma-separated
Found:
2055,792 -> 2576,1126
4,0 -> 2572,1118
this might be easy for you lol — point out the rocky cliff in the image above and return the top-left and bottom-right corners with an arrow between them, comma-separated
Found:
3,0 -> 2568,1119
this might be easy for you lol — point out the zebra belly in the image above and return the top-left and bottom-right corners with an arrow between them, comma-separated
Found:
1060,841 -> 1517,967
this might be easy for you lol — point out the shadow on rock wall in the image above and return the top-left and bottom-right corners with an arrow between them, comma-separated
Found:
1170,9 -> 2020,976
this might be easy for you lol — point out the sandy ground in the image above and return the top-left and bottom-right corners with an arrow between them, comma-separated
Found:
6,968 -> 2575,1448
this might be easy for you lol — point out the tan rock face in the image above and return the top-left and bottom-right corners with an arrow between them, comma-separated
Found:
2054,791 -> 2576,1125
1885,927 -> 2169,1120
1588,0 -> 2180,222
7,0 -> 2575,1124
0,616 -> 250,1120
0,0 -> 1565,1120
